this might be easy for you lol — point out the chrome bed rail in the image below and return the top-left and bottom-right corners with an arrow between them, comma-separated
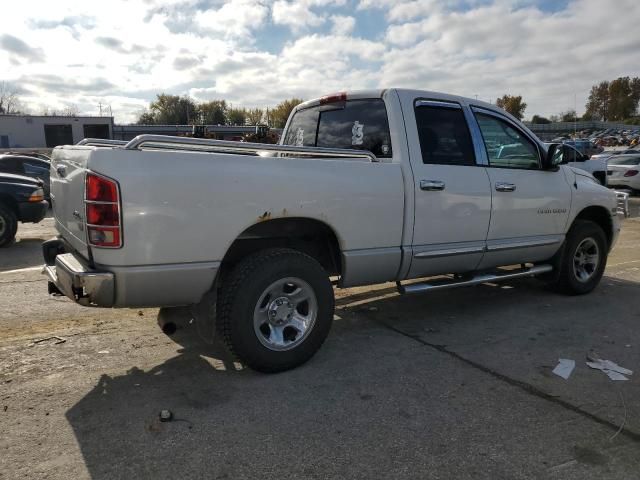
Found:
120,135 -> 378,162
76,138 -> 129,147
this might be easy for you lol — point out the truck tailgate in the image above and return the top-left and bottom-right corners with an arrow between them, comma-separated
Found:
50,147 -> 92,259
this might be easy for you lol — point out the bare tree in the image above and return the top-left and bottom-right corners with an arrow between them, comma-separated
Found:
63,104 -> 80,117
0,81 -> 21,114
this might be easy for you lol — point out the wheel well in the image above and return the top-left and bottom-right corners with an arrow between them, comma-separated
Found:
221,218 -> 342,276
574,206 -> 613,247
0,195 -> 18,217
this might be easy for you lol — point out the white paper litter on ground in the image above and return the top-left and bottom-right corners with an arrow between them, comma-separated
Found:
552,359 -> 575,380
586,357 -> 633,381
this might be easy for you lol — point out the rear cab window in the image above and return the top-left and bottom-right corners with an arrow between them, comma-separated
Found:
282,99 -> 393,158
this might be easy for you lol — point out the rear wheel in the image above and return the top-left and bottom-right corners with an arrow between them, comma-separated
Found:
217,248 -> 335,373
0,203 -> 17,247
547,220 -> 607,295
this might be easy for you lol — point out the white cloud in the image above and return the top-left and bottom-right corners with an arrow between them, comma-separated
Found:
330,15 -> 356,35
195,0 -> 269,41
272,1 -> 326,31
1,0 -> 639,123
272,0 -> 347,31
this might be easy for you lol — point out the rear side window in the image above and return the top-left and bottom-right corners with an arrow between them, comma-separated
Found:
283,107 -> 318,148
283,99 -> 393,158
414,105 -> 475,166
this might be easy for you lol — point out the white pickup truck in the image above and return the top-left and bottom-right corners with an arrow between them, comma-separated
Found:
44,89 -> 620,372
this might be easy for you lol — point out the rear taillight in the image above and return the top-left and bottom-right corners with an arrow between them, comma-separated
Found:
624,169 -> 638,177
85,172 -> 122,248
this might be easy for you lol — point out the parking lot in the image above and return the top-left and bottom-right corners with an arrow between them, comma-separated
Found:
1,204 -> 640,480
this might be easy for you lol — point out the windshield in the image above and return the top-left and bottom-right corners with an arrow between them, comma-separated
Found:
283,99 -> 393,158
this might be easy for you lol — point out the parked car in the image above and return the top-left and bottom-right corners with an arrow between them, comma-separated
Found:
43,88 -> 619,372
3,151 -> 51,162
546,144 -> 608,185
606,154 -> 640,193
591,146 -> 639,159
0,155 -> 51,199
563,139 -> 604,158
0,173 -> 48,246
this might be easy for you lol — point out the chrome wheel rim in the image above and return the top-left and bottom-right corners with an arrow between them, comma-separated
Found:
253,277 -> 318,351
0,216 -> 5,236
573,237 -> 600,283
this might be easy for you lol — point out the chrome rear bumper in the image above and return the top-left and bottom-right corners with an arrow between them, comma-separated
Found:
44,253 -> 114,307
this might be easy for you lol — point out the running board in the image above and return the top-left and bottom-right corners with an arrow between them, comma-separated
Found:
396,264 -> 553,295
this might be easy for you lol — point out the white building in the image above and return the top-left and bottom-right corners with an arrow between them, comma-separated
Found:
0,115 -> 113,149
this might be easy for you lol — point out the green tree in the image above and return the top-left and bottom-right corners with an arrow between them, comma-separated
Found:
530,115 -> 551,124
147,94 -> 197,124
584,81 -> 610,120
560,109 -> 578,122
495,94 -> 527,120
246,107 -> 264,125
269,98 -> 304,128
608,77 -> 636,120
226,107 -> 247,125
137,110 -> 156,125
198,100 -> 227,124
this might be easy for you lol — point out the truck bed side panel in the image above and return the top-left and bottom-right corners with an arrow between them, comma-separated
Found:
83,148 -> 405,299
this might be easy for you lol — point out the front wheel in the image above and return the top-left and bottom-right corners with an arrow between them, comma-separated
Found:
547,220 -> 608,295
217,248 -> 335,373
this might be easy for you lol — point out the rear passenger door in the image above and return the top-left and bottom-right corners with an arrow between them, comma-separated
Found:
406,100 -> 492,279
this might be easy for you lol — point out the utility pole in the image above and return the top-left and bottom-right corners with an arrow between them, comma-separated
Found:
98,102 -> 102,116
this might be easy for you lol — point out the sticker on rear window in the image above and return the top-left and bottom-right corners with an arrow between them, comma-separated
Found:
295,128 -> 304,146
352,121 -> 364,146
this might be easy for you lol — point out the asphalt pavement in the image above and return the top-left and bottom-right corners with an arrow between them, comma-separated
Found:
1,202 -> 640,479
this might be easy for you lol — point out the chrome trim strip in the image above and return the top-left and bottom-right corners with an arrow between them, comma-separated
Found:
415,100 -> 462,109
486,237 -> 561,252
414,245 -> 485,259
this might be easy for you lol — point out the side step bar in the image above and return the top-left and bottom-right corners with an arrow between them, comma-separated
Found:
396,264 -> 553,295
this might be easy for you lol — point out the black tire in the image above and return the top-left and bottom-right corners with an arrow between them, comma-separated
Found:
547,220 -> 608,295
0,203 -> 18,248
217,248 -> 335,373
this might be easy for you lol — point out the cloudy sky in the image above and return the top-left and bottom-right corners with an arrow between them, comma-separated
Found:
1,0 -> 639,123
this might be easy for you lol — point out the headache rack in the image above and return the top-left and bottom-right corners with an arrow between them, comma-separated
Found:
76,135 -> 378,162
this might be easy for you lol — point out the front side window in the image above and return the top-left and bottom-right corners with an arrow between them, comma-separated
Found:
283,99 -> 393,158
414,105 -> 475,166
475,113 -> 540,169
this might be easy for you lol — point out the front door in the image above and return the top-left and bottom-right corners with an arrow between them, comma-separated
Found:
471,108 -> 572,268
406,100 -> 492,279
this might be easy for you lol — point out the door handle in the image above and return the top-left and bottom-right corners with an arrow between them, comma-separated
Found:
420,180 -> 445,191
495,182 -> 516,192
56,165 -> 67,178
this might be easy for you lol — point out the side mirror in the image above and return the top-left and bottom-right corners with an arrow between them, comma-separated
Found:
543,143 -> 563,170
